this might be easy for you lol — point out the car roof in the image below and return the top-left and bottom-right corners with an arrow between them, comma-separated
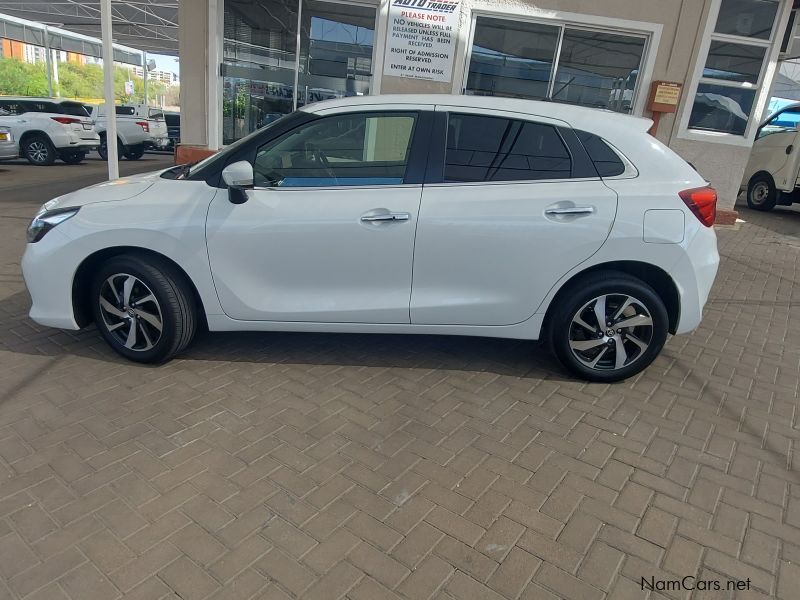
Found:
0,96 -> 84,104
301,94 -> 652,132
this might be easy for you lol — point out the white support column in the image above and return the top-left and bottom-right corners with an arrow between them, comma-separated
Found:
143,50 -> 148,105
44,24 -> 53,97
206,0 -> 223,149
101,0 -> 119,180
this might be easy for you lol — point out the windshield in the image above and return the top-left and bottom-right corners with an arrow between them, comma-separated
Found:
188,112 -> 300,177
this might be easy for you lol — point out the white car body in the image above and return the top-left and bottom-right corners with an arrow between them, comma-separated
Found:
0,123 -> 17,160
84,104 -> 149,149
0,97 -> 99,163
742,102 -> 800,209
122,104 -> 169,149
21,95 -> 719,380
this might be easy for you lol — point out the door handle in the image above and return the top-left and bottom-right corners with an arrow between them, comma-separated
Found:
545,206 -> 595,215
360,211 -> 410,223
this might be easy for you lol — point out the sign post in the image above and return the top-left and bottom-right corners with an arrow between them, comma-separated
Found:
646,81 -> 683,137
383,0 -> 462,83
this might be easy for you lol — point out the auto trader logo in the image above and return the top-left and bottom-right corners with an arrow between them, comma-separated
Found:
391,0 -> 459,13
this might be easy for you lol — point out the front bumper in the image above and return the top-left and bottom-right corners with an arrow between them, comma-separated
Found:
21,228 -> 81,330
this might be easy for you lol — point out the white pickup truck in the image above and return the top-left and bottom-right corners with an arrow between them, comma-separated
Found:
742,103 -> 800,211
84,104 -> 149,161
123,104 -> 170,150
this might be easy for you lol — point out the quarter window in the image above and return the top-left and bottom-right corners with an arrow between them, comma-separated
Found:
444,114 -> 572,183
253,112 -> 417,187
575,130 -> 626,177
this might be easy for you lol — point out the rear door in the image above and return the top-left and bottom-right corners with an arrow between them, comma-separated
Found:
410,107 -> 618,326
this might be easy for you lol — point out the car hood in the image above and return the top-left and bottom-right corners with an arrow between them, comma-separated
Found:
42,169 -> 168,210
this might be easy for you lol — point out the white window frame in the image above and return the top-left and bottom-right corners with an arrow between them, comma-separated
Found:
676,0 -> 793,147
453,7 -> 662,118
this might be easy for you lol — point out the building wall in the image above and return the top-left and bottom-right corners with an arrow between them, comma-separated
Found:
180,0 -> 792,211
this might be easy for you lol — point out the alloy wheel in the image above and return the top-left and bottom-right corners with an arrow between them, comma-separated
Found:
568,293 -> 654,371
98,273 -> 164,351
28,141 -> 49,163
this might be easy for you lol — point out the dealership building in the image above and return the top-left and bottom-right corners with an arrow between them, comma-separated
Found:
176,0 -> 796,218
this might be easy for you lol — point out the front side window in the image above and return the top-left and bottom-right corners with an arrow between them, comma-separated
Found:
687,0 -> 779,136
444,113 -> 572,183
758,107 -> 800,137
253,112 -> 417,187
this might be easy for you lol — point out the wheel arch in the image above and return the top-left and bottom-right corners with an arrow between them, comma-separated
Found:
543,261 -> 681,335
72,246 -> 207,329
18,129 -> 53,148
748,170 -> 775,188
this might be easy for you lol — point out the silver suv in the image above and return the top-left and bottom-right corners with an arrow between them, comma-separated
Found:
0,97 -> 99,165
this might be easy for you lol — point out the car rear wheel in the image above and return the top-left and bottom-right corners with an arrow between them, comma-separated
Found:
23,134 -> 56,166
98,136 -> 124,161
123,145 -> 145,160
91,254 -> 197,363
60,151 -> 86,164
549,272 -> 669,382
747,174 -> 777,211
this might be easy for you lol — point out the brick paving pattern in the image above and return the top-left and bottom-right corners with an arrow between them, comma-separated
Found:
0,195 -> 798,599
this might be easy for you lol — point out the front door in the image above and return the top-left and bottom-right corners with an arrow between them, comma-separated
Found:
410,108 -> 618,326
745,106 -> 800,192
206,109 -> 429,323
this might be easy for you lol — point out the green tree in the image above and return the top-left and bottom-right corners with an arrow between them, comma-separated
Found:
57,61 -> 104,99
0,57 -> 50,96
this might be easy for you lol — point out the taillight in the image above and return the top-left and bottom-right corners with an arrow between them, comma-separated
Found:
50,116 -> 80,125
679,186 -> 717,227
136,121 -> 149,132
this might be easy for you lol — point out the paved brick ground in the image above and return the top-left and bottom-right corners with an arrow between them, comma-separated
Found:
0,170 -> 798,600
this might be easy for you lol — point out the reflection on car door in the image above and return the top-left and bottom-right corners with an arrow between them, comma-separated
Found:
410,108 -> 618,326
206,109 -> 432,323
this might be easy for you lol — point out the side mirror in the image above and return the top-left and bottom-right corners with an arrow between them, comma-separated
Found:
221,160 -> 254,204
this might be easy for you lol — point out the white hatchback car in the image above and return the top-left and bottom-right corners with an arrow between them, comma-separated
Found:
21,95 -> 719,381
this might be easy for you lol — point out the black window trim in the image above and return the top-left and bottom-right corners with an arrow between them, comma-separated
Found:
424,110 -> 602,185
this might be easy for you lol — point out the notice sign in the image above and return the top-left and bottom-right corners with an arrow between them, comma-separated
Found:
384,0 -> 462,82
647,81 -> 683,114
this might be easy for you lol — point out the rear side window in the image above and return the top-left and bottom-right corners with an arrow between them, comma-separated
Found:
60,102 -> 90,117
25,101 -> 58,113
0,101 -> 24,115
444,114 -> 571,182
575,130 -> 626,177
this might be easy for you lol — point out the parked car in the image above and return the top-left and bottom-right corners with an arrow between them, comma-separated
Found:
164,111 -> 180,151
0,124 -> 18,160
21,95 -> 719,381
742,103 -> 800,211
121,103 -> 170,150
0,97 -> 99,165
84,104 -> 149,161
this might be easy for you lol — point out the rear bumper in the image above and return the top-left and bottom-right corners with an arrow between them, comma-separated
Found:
673,227 -> 720,334
0,142 -> 18,160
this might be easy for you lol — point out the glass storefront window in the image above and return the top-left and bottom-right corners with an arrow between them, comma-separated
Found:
702,40 -> 766,84
297,0 -> 376,108
688,83 -> 756,135
222,0 -> 376,143
465,17 -> 560,100
465,18 -> 645,114
687,0 -> 778,137
714,0 -> 779,40
551,29 -> 646,113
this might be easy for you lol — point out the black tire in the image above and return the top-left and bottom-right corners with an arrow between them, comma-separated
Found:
548,272 -> 669,383
746,174 -> 777,211
123,145 -> 145,160
98,136 -> 124,161
90,254 -> 197,363
60,151 -> 86,165
22,134 -> 56,166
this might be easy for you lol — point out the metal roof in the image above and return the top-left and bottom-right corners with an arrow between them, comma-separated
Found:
0,1 -> 178,54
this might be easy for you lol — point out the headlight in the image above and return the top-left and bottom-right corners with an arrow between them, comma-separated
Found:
26,207 -> 80,243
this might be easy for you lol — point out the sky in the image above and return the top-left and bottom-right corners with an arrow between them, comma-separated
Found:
149,53 -> 180,75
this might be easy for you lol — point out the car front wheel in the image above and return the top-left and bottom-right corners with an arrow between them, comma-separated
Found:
747,174 -> 777,211
90,254 -> 197,363
549,273 -> 669,382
